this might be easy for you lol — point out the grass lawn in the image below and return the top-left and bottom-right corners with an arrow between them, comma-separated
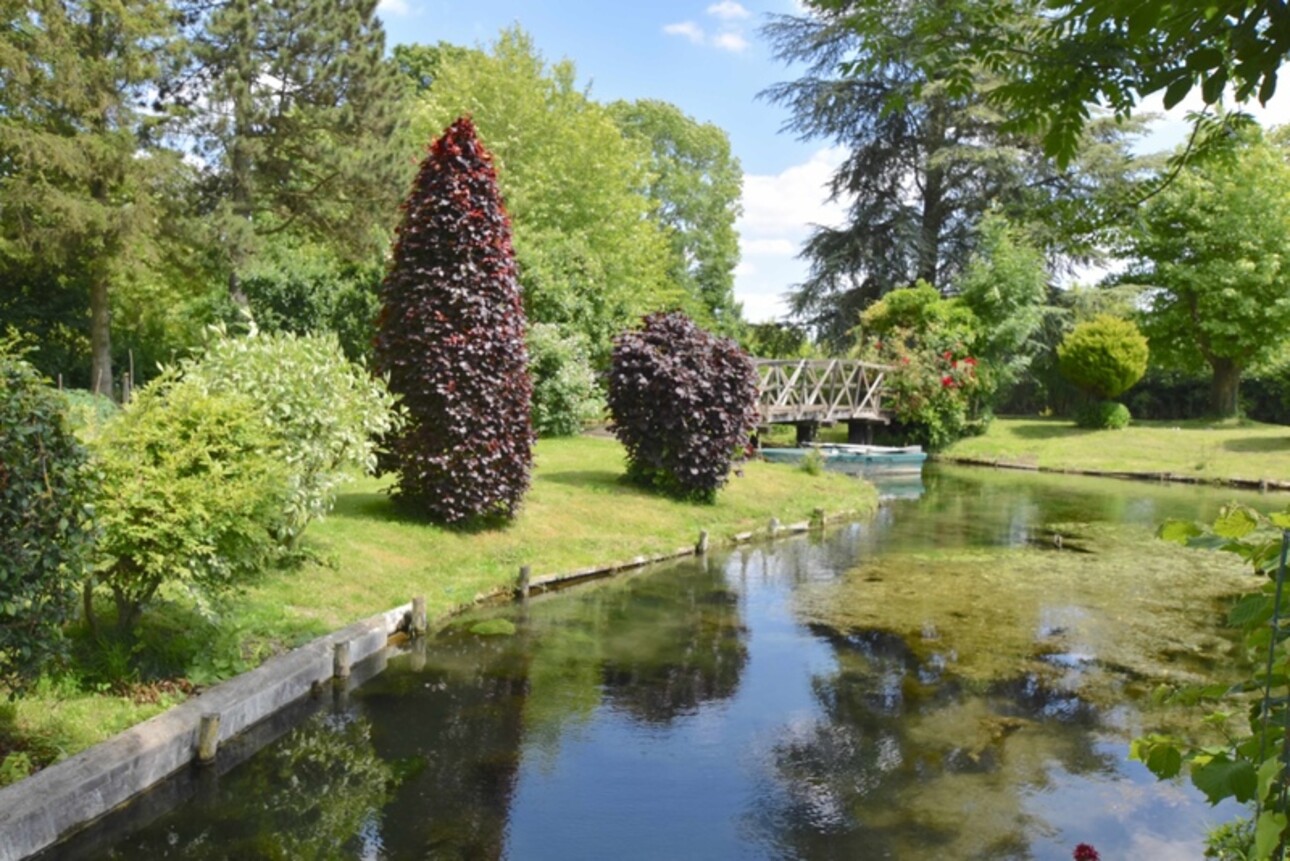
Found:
1,435 -> 876,780
942,415 -> 1290,482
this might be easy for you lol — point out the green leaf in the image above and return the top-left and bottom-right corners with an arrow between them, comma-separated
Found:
1191,755 -> 1258,804
1258,756 -> 1282,802
1158,519 -> 1202,545
1254,810 -> 1287,860
1214,505 -> 1260,539
1230,593 -> 1274,628
1269,512 -> 1290,530
1163,74 -> 1193,110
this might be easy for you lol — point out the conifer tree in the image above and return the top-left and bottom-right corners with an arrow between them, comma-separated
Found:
168,0 -> 406,295
375,118 -> 533,523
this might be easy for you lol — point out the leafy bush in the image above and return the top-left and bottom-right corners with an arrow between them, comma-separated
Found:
0,346 -> 95,690
59,388 -> 119,442
374,117 -> 533,523
181,326 -> 400,547
1075,400 -> 1132,430
865,331 -> 986,451
527,323 -> 604,437
89,374 -> 288,635
607,311 -> 759,502
1057,315 -> 1149,400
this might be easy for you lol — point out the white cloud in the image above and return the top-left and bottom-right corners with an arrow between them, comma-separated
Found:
707,1 -> 751,20
734,147 -> 848,323
376,0 -> 412,16
663,21 -> 705,44
743,238 -> 796,256
712,31 -> 750,52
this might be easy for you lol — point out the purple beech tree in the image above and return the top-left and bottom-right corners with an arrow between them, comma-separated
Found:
375,117 -> 533,523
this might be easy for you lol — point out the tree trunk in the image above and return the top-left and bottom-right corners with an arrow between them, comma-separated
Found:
89,269 -> 113,398
918,96 -> 947,288
1209,357 -> 1241,418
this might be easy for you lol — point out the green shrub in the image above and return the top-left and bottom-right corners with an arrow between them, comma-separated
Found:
0,345 -> 95,690
867,333 -> 986,451
59,388 -> 119,442
181,326 -> 400,548
799,447 -> 826,476
527,323 -> 604,437
89,374 -> 289,635
1057,315 -> 1149,400
1075,400 -> 1132,430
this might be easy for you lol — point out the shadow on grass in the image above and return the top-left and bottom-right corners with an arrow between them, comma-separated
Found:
1221,435 -> 1290,453
329,487 -> 519,534
539,469 -> 630,491
1005,421 -> 1087,440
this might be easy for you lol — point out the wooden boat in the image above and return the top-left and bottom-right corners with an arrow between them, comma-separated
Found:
759,443 -> 927,474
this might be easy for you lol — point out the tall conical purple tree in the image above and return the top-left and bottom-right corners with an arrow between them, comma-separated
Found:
375,117 -> 533,522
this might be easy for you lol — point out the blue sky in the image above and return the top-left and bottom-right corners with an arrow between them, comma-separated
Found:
375,1 -> 1290,323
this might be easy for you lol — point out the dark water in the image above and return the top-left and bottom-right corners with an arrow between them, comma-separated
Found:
69,466 -> 1276,860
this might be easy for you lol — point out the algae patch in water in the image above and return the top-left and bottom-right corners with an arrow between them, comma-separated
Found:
793,520 -> 1250,695
470,619 -> 517,637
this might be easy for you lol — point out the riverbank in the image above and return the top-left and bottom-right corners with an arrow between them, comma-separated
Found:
940,416 -> 1290,488
0,435 -> 877,784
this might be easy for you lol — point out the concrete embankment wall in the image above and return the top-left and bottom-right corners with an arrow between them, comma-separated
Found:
0,604 -> 410,861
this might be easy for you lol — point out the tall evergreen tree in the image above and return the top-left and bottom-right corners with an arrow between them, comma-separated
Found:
0,0 -> 176,395
761,2 -> 1033,345
167,0 -> 406,296
375,118 -> 533,523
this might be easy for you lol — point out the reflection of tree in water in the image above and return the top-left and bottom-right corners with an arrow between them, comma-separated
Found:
747,624 -> 1122,859
357,633 -> 530,861
593,562 -> 748,724
99,712 -> 393,860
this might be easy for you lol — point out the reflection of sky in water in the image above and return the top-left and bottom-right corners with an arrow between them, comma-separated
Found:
68,465 -> 1263,861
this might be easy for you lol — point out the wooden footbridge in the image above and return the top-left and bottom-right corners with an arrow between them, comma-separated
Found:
752,358 -> 893,445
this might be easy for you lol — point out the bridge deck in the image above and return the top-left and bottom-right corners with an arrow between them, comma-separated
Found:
753,358 -> 892,426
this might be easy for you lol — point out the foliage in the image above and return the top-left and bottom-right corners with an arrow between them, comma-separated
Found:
743,322 -> 817,360
867,335 -> 983,451
1126,133 -> 1290,418
607,312 -> 759,503
1137,504 -> 1290,861
858,282 -> 978,352
799,447 -> 826,477
59,389 -> 119,443
1057,315 -> 1149,402
762,3 -> 1139,345
181,326 -> 400,547
167,0 -> 407,283
610,98 -> 745,337
527,323 -> 604,438
0,0 -> 181,395
375,117 -> 533,524
0,346 -> 95,691
415,28 -> 683,362
90,372 -> 288,635
236,240 -> 383,363
1075,400 -> 1132,431
954,213 -> 1051,397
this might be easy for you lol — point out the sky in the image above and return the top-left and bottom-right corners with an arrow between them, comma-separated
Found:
375,1 -> 1290,324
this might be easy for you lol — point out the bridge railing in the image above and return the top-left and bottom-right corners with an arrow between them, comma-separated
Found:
752,358 -> 892,424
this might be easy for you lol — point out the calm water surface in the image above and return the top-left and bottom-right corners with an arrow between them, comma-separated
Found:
75,465 -> 1277,860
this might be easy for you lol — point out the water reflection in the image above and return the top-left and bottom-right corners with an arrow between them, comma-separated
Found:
71,465 -> 1268,860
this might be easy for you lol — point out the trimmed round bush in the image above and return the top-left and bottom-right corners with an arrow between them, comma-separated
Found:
607,311 -> 759,503
1058,315 -> 1149,400
0,346 -> 95,689
1076,400 -> 1132,430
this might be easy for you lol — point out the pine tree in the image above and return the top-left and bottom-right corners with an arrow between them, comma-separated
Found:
168,0 -> 406,295
0,0 -> 176,395
375,118 -> 533,523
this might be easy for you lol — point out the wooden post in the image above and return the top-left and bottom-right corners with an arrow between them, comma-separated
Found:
811,508 -> 825,529
768,517 -> 780,538
517,565 -> 532,600
333,641 -> 351,680
196,713 -> 220,765
411,595 -> 427,636
696,529 -> 710,555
